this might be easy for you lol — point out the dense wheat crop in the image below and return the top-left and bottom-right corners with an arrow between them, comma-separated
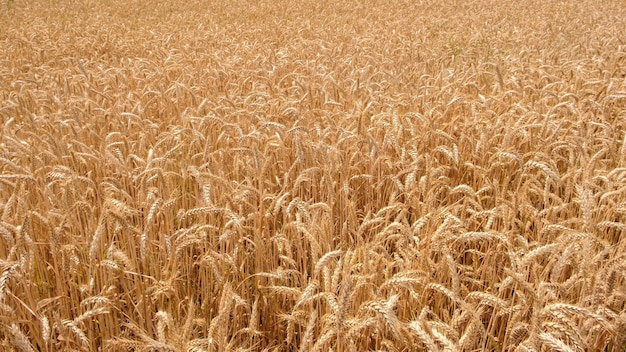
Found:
1,0 -> 626,350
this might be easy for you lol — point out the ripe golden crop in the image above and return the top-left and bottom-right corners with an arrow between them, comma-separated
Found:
1,0 -> 625,350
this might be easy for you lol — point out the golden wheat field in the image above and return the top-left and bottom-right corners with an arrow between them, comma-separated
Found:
1,0 -> 626,351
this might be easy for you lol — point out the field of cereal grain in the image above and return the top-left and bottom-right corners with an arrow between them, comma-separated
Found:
1,0 -> 625,350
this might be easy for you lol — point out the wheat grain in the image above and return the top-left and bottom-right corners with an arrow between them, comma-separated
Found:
1,1 -> 625,350
539,332 -> 575,352
8,323 -> 35,352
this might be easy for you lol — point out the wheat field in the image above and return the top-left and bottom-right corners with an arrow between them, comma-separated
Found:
1,0 -> 625,351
